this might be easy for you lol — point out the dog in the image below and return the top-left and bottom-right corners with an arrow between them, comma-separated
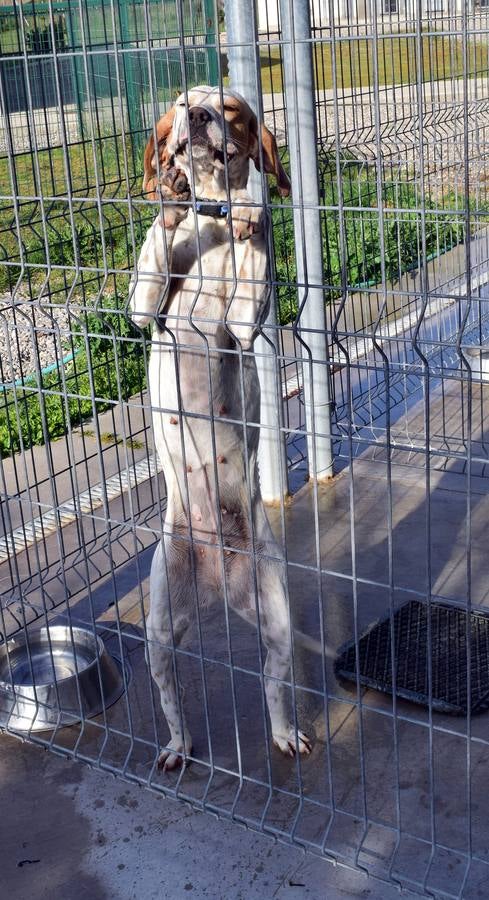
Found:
130,85 -> 319,770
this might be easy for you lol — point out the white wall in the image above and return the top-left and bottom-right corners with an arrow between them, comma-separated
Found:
257,0 -> 328,32
258,0 -> 279,31
256,0 -> 471,32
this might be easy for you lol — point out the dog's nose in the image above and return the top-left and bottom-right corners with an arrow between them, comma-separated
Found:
188,106 -> 211,129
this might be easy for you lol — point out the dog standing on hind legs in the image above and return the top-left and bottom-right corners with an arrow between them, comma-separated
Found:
130,86 -> 315,770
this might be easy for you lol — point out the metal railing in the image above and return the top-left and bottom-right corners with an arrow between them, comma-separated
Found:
1,0 -> 489,896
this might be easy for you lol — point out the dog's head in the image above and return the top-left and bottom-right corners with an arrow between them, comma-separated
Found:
143,85 -> 290,200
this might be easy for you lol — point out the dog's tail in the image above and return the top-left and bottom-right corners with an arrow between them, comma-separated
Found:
294,628 -> 336,660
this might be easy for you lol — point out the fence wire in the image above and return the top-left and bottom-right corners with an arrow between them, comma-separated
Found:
2,0 -> 489,896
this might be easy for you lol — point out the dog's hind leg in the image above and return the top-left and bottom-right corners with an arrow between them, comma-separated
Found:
147,539 -> 192,771
229,553 -> 312,758
259,561 -> 312,757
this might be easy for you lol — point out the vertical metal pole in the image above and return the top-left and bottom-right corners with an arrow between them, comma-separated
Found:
280,0 -> 333,480
120,0 -> 143,150
65,5 -> 84,142
203,0 -> 219,85
224,0 -> 288,502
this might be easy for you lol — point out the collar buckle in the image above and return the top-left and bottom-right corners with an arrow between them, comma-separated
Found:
194,199 -> 229,218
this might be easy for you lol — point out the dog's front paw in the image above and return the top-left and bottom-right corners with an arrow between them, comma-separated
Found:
157,732 -> 193,772
231,201 -> 263,242
158,166 -> 191,229
272,727 -> 312,758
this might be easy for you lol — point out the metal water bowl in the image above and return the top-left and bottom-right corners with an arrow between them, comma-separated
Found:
0,625 -> 125,732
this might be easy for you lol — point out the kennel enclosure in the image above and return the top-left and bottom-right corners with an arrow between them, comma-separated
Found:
2,0 -> 489,896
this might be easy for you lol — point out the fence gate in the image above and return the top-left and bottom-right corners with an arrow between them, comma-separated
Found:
2,0 -> 489,896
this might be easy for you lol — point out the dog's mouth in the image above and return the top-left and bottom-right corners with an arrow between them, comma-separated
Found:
213,146 -> 237,166
175,136 -> 238,166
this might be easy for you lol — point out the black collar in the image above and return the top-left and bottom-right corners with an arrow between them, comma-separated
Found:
194,198 -> 228,218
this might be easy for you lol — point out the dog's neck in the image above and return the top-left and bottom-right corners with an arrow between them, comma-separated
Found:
184,156 -> 251,202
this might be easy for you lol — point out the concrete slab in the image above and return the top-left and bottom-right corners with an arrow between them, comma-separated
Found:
0,736 -> 418,900
5,445 -> 489,894
4,347 -> 489,895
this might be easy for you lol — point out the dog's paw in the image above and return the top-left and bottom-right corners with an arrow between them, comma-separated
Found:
158,166 -> 191,229
157,733 -> 193,772
231,201 -> 263,242
159,165 -> 190,199
272,727 -> 312,758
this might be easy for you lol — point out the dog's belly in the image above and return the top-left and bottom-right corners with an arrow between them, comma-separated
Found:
146,230 -> 270,604
149,336 -> 260,471
166,467 -> 262,605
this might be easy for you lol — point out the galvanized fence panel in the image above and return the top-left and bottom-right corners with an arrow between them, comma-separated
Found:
1,0 -> 489,896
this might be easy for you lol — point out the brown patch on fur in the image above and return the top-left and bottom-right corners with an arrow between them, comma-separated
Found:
142,107 -> 176,198
249,119 -> 291,198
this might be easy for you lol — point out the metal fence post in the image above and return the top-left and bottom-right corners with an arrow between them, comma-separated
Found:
224,0 -> 288,503
119,0 -> 143,150
279,0 -> 333,481
203,0 -> 219,85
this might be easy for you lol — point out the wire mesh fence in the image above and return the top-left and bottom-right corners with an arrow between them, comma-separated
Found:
2,0 -> 489,896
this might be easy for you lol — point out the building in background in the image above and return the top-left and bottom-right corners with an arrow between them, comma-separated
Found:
258,0 -> 482,32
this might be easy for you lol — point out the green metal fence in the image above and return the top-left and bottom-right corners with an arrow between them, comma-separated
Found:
0,0 -> 219,314
0,0 -> 219,148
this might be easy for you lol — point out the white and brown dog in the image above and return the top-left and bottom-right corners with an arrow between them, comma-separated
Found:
130,85 -> 315,770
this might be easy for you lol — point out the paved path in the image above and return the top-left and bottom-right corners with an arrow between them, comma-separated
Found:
0,736 -> 418,900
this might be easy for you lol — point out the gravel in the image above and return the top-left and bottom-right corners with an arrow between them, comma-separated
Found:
0,106 -> 81,154
263,76 -> 489,191
0,297 -> 73,385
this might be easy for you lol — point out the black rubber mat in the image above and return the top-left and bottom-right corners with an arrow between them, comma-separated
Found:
335,600 -> 489,715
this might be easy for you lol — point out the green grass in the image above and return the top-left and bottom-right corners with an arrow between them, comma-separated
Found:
271,157 -> 469,324
1,131 -> 142,197
0,137 -> 152,457
259,34 -> 489,93
0,300 -> 146,456
0,140 -> 473,456
0,135 -> 153,297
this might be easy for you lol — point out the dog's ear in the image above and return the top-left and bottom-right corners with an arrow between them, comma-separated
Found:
142,106 -> 176,198
249,118 -> 291,198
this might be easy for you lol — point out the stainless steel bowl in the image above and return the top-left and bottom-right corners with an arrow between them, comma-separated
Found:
0,625 -> 126,732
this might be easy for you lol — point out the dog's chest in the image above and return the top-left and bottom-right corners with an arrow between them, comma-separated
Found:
148,211 -> 265,467
172,214 -> 230,278
171,212 -> 266,285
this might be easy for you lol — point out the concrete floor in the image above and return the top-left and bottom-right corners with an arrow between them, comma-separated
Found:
4,372 -> 489,896
4,443 -> 489,897
1,736 -> 411,900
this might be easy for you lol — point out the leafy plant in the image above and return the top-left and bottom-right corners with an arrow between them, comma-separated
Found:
272,157 -> 469,325
0,147 -> 475,457
0,297 -> 147,457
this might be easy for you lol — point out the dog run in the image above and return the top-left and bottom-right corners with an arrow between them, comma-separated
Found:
2,2 -> 489,897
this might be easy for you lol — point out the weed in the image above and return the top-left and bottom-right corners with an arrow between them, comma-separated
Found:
100,431 -> 122,445
126,437 -> 145,451
272,156 -> 469,323
0,296 -> 148,457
